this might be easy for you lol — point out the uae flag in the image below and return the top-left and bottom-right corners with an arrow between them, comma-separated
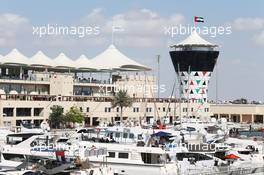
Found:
194,16 -> 204,23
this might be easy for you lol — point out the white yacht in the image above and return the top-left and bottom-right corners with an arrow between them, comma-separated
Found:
0,133 -> 56,171
75,141 -> 178,175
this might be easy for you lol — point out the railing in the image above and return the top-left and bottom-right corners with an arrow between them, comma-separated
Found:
0,76 -> 50,82
0,94 -> 181,103
74,78 -> 112,84
186,165 -> 264,175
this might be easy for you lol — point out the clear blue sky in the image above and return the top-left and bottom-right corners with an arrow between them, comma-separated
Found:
0,0 -> 264,101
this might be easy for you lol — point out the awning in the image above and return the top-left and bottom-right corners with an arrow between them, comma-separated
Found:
90,45 -> 151,71
30,51 -> 54,68
224,154 -> 240,159
2,49 -> 29,66
170,30 -> 218,48
53,53 -> 76,69
151,131 -> 171,137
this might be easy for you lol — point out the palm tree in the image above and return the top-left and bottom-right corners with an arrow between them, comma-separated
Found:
111,90 -> 133,122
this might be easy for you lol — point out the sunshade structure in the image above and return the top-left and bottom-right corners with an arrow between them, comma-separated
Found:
0,45 -> 151,72
90,45 -> 151,71
224,154 -> 240,159
75,55 -> 97,71
30,51 -> 54,68
53,53 -> 76,69
1,49 -> 29,66
170,30 -> 218,48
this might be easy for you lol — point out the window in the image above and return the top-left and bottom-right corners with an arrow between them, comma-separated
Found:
86,107 -> 89,112
138,134 -> 143,140
133,107 -> 139,112
123,133 -> 128,139
116,107 -> 119,112
79,107 -> 83,112
16,108 -> 31,117
146,107 -> 152,112
3,121 -> 11,127
3,108 -> 14,117
163,107 -> 166,112
105,107 -> 108,112
115,132 -> 120,138
108,108 -> 111,112
183,108 -> 188,112
107,152 -> 115,158
141,153 -> 160,164
34,108 -> 43,116
204,108 -> 209,112
118,152 -> 129,159
129,133 -> 134,139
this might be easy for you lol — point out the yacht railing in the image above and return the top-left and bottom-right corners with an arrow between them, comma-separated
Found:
186,165 -> 264,175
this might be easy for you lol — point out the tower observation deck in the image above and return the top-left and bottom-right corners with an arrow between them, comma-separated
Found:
169,31 -> 219,104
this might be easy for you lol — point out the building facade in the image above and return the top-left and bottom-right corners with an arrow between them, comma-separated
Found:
0,72 -> 212,128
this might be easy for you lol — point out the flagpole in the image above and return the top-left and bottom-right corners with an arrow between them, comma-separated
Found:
157,55 -> 160,98
193,16 -> 196,32
111,25 -> 125,45
111,28 -> 114,45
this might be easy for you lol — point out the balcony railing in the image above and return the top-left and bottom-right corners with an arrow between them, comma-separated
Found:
0,76 -> 50,82
0,94 -> 181,103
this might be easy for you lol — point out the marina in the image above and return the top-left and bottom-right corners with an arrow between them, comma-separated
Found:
0,1 -> 264,174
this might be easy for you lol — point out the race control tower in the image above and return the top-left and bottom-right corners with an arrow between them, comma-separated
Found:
169,31 -> 219,104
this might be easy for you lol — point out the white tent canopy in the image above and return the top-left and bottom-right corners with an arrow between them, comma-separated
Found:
2,49 -> 29,66
9,90 -> 18,95
29,91 -> 38,95
0,89 -> 5,94
0,45 -> 150,72
170,30 -> 218,48
54,53 -> 76,69
30,51 -> 54,68
75,55 -> 96,70
90,45 -> 150,71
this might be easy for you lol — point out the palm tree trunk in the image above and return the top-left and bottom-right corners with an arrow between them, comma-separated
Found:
120,107 -> 123,123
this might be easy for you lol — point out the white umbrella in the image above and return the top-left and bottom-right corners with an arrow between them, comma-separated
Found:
0,89 -> 5,94
9,90 -> 18,95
